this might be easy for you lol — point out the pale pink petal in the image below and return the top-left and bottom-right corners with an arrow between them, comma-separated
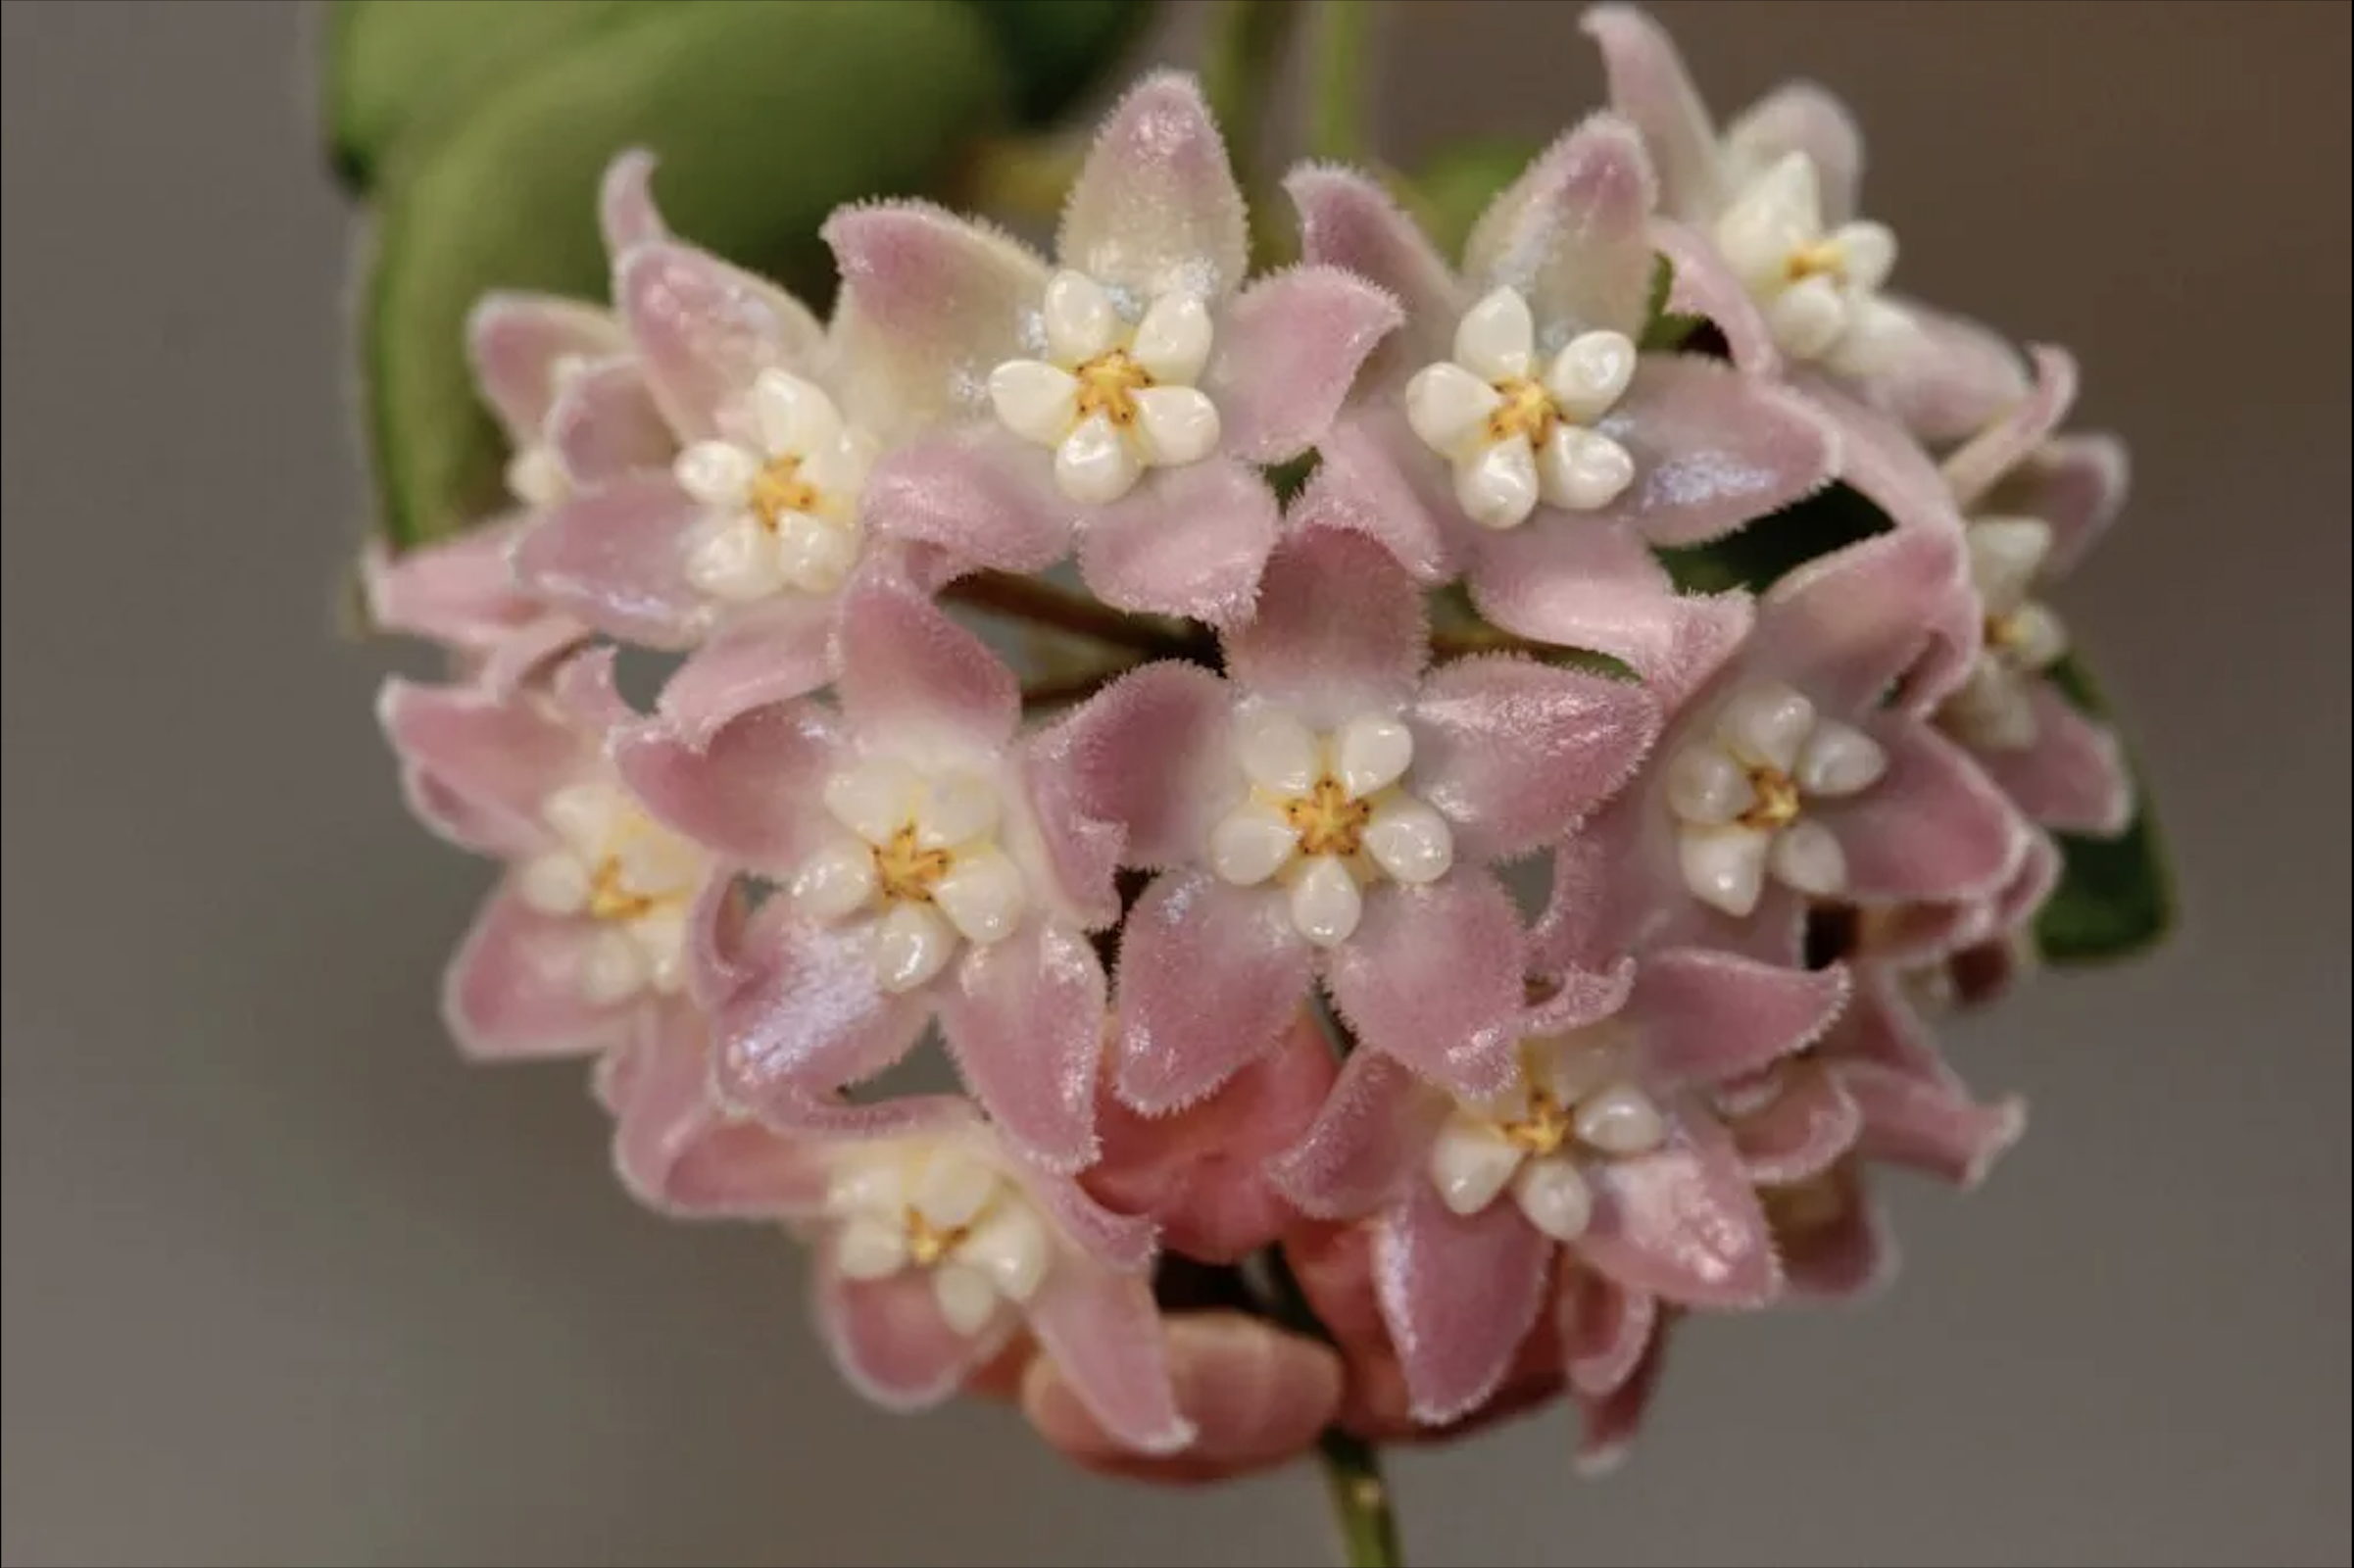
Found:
375,676 -> 586,844
361,519 -> 560,657
1629,948 -> 1848,1087
1594,358 -> 1839,547
815,1259 -> 1013,1412
1464,507 -> 1737,689
1819,965 -> 1954,1083
1024,1266 -> 1194,1455
615,242 -> 822,438
1409,655 -> 1661,862
1029,662 -> 1238,870
1298,409 -> 1466,584
1581,1110 -> 1780,1308
1077,459 -> 1280,627
1223,523 -> 1428,728
836,570 -> 1019,751
1285,163 -> 1461,386
1970,684 -> 2134,836
512,477 -> 711,647
1523,958 -> 1640,1038
1866,298 -> 2030,447
860,429 -> 1075,574
822,202 -> 1051,440
466,293 -> 627,441
2002,431 -> 2130,579
549,645 -> 635,733
1114,871 -> 1313,1113
1265,1049 -> 1448,1222
442,882 -> 630,1060
548,359 -> 673,486
1581,5 -> 1724,222
1057,72 -> 1249,301
598,148 -> 669,254
611,700 -> 842,880
1323,872 -> 1525,1102
399,762 -> 536,859
1464,114 -> 1657,339
1572,1311 -> 1669,1476
1013,747 -> 1125,933
708,906 -> 933,1124
1819,716 -> 2028,906
1749,525 -> 1973,717
1839,1058 -> 2027,1189
1939,345 -> 2079,512
1797,374 -> 1964,539
1728,1058 -> 1862,1184
1088,1012 -> 1337,1263
1775,1167 -> 1899,1301
1000,1146 -> 1159,1276
1374,1179 -> 1555,1424
936,921 -> 1106,1172
1205,267 -> 1402,464
607,1001 -> 833,1219
1557,1266 -> 1657,1399
1723,83 -> 1863,225
655,594 -> 840,740
1527,833 -> 1624,976
1651,220 -> 1781,372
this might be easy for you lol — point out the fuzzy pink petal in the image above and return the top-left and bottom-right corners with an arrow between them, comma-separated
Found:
1409,655 -> 1661,863
1939,346 -> 2079,513
548,359 -> 673,486
1030,662 -> 1237,870
1374,1179 -> 1555,1425
655,594 -> 840,740
1776,1169 -> 1899,1302
1524,958 -> 1641,1038
1629,948 -> 1848,1087
548,645 -> 635,733
1840,1058 -> 2027,1189
836,570 -> 1019,752
1594,357 -> 1839,548
607,1002 -> 834,1219
816,1260 -> 1012,1413
1300,409 -> 1466,584
466,294 -> 627,442
598,148 -> 669,254
1729,1059 -> 1862,1184
1581,6 -> 1724,222
2004,432 -> 2130,579
376,676 -> 586,845
1323,873 -> 1525,1102
1819,716 -> 2028,906
615,242 -> 822,438
1223,523 -> 1429,727
1820,965 -> 1953,1081
1025,1265 -> 1194,1455
1205,267 -> 1401,464
1075,458 -> 1279,626
1285,164 -> 1461,386
863,431 -> 1073,578
361,519 -> 560,657
1572,1311 -> 1669,1476
443,883 -> 630,1060
1749,524 -> 1974,717
998,1144 -> 1159,1276
1557,1267 -> 1657,1399
821,203 -> 1051,441
611,700 -> 841,880
1970,684 -> 2135,837
1058,72 -> 1249,301
1464,508 -> 1736,691
512,477 -> 711,647
935,921 -> 1106,1172
708,906 -> 933,1124
1723,84 -> 1863,225
1651,220 -> 1781,373
1114,870 -> 1314,1114
1265,1048 -> 1448,1222
1581,1110 -> 1780,1308
400,764 -> 535,859
1464,114 -> 1658,338
1867,299 -> 2030,447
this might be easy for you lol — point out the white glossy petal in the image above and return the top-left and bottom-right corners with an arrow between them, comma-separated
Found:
871,901 -> 957,994
1715,151 -> 1824,284
1234,708 -> 1320,796
912,772 -> 1002,850
931,1262 -> 1000,1337
684,516 -> 791,603
1824,294 -> 1918,376
791,837 -> 882,924
1769,817 -> 1848,897
1510,1157 -> 1595,1242
1796,721 -> 1888,798
1362,796 -> 1454,885
1943,662 -> 2038,752
673,439 -> 758,506
802,427 -> 880,504
1288,855 -> 1364,948
1680,824 -> 1772,917
630,906 -> 691,993
1131,384 -> 1221,466
1537,426 -> 1637,512
834,1213 -> 911,1281
1428,1116 -> 1523,1216
1455,433 -> 1541,530
579,927 -> 651,1005
1333,714 -> 1414,798
749,368 -> 843,459
911,1149 -> 997,1231
826,1154 -> 907,1215
543,782 -> 617,848
1831,220 -> 1898,294
1054,415 -> 1144,505
957,1204 -> 1051,1304
930,848 -> 1026,947
1965,516 -> 2054,613
1572,1083 -> 1668,1156
1664,744 -> 1756,826
615,822 -> 705,896
506,445 -> 568,509
823,757 -> 922,845
1043,269 -> 1120,365
1131,291 -> 1215,385
1543,1031 -> 1628,1105
1766,274 -> 1849,362
1718,684 -> 1817,772
989,359 -> 1082,447
516,852 -> 592,916
1544,330 -> 1639,423
1208,802 -> 1300,887
2003,601 -> 2069,671
1453,286 -> 1536,381
1403,362 -> 1502,456
772,514 -> 858,595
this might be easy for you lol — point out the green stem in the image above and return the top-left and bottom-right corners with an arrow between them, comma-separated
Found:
1251,1246 -> 1408,1568
1307,0 -> 1377,166
1202,0 -> 1306,270
941,571 -> 1200,661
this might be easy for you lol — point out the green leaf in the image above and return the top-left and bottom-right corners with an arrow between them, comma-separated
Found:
1396,138 -> 1542,263
2034,655 -> 2177,965
363,0 -> 1006,551
966,0 -> 1157,125
1638,251 -> 1710,355
1655,479 -> 1890,596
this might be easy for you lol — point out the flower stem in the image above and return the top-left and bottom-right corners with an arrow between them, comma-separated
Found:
941,571 -> 1202,661
1251,1245 -> 1408,1568
1308,0 -> 1378,166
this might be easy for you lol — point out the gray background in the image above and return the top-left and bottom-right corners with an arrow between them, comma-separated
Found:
3,2 -> 2347,1564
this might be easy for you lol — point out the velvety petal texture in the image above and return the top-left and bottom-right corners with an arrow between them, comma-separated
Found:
1115,871 -> 1314,1113
1057,73 -> 1249,302
1375,1179 -> 1557,1424
1580,1112 -> 1781,1308
1206,266 -> 1402,464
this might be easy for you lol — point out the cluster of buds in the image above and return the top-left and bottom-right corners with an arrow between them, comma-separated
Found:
369,6 -> 2134,1485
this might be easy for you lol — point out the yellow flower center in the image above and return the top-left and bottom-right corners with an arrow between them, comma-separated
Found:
1497,1084 -> 1575,1156
902,1205 -> 972,1268
1785,239 -> 1848,284
749,455 -> 822,530
1074,348 -> 1153,427
1739,767 -> 1803,832
585,856 -> 662,922
1283,777 -> 1375,858
1485,376 -> 1560,448
872,824 -> 955,905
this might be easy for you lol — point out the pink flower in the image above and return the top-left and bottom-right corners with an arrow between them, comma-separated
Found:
377,648 -> 717,1061
1575,524 -> 2032,967
1036,522 -> 1660,1112
1582,4 -> 2031,443
1292,116 -> 1838,677
609,570 -> 1121,1172
832,74 -> 1402,625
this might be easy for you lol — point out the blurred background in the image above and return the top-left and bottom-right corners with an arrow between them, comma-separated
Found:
3,1 -> 2347,1564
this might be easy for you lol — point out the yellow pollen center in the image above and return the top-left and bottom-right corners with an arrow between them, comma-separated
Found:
902,1205 -> 971,1267
1486,376 -> 1560,447
1074,349 -> 1153,427
749,455 -> 822,529
1497,1085 -> 1575,1156
1984,611 -> 2036,664
1740,767 -> 1803,832
1284,777 -> 1374,858
586,856 -> 668,922
1786,240 -> 1847,284
873,824 -> 955,904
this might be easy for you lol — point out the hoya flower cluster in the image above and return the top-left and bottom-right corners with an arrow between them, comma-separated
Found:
370,8 -> 2137,1479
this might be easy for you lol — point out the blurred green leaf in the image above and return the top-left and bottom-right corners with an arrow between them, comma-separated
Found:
2034,655 -> 2177,965
1655,479 -> 1890,596
1397,138 -> 1540,262
969,0 -> 1156,124
364,0 -> 1006,550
